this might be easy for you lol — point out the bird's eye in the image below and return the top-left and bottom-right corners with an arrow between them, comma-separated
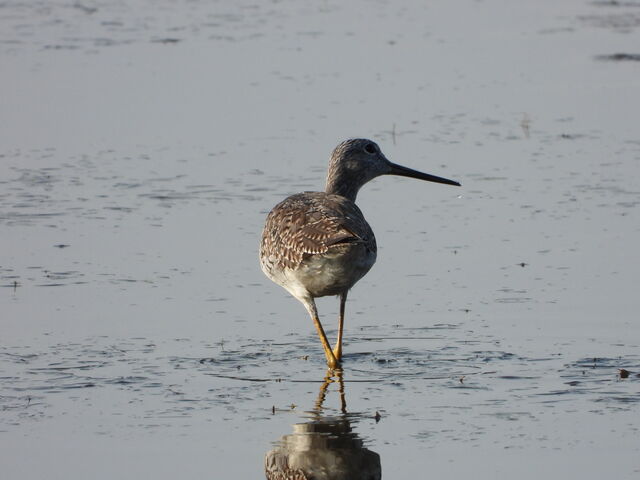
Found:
364,143 -> 377,154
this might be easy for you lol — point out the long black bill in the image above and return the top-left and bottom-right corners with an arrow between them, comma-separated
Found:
388,162 -> 461,187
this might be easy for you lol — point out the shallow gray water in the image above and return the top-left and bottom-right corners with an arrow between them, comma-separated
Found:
2,0 -> 640,479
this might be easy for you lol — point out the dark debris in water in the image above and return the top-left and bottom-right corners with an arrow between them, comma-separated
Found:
591,1 -> 640,7
559,133 -> 586,140
580,13 -> 640,31
151,38 -> 181,44
595,53 -> 640,61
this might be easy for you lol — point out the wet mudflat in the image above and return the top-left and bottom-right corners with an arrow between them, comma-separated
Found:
2,0 -> 640,479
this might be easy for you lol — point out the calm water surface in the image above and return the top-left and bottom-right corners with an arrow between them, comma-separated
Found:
2,0 -> 639,479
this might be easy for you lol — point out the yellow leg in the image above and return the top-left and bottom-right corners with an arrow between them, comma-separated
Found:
303,297 -> 339,369
332,292 -> 347,361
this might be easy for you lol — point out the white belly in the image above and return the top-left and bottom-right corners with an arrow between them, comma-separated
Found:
263,243 -> 376,301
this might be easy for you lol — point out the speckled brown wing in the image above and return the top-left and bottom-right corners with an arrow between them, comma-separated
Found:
260,192 -> 376,271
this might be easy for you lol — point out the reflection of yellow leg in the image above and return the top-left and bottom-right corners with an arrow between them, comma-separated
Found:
332,292 -> 347,361
314,369 -> 346,414
303,297 -> 339,369
336,369 -> 346,414
314,370 -> 333,412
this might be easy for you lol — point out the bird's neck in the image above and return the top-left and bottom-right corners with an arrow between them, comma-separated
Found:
325,180 -> 359,202
325,166 -> 363,202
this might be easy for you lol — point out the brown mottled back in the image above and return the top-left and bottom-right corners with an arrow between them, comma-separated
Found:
260,192 -> 376,271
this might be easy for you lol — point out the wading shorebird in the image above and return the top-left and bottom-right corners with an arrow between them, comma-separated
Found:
260,139 -> 460,369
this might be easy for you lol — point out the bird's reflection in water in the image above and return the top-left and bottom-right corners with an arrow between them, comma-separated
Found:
265,370 -> 381,480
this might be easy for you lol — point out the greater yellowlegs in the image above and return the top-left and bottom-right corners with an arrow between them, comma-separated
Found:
260,139 -> 460,369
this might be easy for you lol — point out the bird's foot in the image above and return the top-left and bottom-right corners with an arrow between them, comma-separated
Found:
325,354 -> 341,370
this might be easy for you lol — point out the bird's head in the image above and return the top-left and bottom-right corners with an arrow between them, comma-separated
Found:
325,138 -> 460,201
